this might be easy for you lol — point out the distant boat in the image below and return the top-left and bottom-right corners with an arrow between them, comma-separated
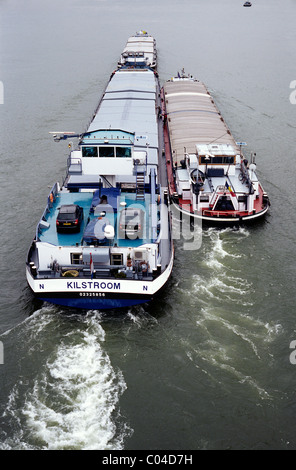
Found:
243,1 -> 252,6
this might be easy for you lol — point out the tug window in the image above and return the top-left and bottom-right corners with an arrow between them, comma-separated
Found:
82,147 -> 98,157
200,156 -> 234,164
99,147 -> 115,158
116,147 -> 132,158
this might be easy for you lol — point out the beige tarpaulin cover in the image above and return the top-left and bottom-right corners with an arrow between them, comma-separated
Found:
163,79 -> 240,164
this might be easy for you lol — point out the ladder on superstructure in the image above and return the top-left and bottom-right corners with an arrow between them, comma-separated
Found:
136,170 -> 145,200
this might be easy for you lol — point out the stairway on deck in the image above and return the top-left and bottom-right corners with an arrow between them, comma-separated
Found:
136,171 -> 145,200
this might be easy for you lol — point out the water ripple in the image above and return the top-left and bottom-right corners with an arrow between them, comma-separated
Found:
179,227 -> 282,402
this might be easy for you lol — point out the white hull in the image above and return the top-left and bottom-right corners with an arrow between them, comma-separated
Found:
27,246 -> 174,309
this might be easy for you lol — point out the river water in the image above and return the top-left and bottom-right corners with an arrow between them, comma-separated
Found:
0,0 -> 296,450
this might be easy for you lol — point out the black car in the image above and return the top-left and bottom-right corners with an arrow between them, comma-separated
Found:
118,207 -> 144,239
56,204 -> 83,233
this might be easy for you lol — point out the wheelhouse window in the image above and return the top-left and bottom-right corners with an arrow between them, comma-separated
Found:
116,147 -> 132,158
82,145 -> 132,158
200,156 -> 235,164
99,147 -> 115,158
82,147 -> 98,158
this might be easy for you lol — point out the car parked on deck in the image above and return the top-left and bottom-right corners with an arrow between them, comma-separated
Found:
56,204 -> 83,233
118,207 -> 144,239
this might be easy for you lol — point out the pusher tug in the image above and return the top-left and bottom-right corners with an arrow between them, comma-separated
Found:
161,70 -> 270,225
26,32 -> 173,310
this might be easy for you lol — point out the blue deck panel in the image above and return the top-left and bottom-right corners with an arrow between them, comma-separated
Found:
116,194 -> 153,246
39,192 -> 93,245
38,191 -> 153,247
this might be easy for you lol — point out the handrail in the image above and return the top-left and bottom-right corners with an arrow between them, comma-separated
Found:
150,168 -> 158,241
240,162 -> 254,193
209,185 -> 225,206
36,182 -> 59,240
100,175 -> 113,188
67,155 -> 82,167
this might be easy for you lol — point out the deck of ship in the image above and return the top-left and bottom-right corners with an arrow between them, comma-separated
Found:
38,190 -> 154,248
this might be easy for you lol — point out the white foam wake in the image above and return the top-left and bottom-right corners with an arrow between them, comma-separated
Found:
1,309 -> 130,450
179,227 -> 282,401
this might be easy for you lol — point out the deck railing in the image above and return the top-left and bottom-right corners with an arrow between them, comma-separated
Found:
36,182 -> 59,240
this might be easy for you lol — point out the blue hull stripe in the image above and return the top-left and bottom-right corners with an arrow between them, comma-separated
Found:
39,296 -> 151,309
